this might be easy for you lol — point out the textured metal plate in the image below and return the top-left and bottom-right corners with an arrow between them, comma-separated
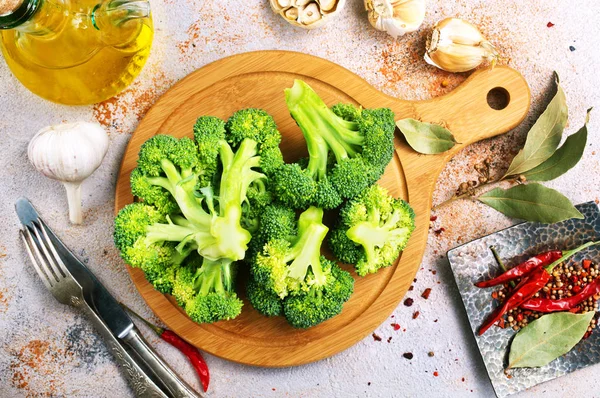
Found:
447,202 -> 600,398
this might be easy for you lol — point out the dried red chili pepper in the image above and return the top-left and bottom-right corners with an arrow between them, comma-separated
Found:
520,276 -> 600,313
121,304 -> 210,392
475,250 -> 562,288
478,242 -> 599,335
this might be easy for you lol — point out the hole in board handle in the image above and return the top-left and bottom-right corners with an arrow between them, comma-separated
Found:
487,87 -> 510,110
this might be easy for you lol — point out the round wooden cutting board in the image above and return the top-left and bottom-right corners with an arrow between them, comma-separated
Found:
115,51 -> 530,367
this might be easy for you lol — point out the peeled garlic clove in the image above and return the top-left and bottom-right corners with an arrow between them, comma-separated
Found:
298,3 -> 322,26
318,0 -> 338,13
271,0 -> 345,29
365,0 -> 426,39
270,0 -> 291,12
425,17 -> 499,73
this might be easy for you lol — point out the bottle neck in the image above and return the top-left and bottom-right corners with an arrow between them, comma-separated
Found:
0,0 -> 39,29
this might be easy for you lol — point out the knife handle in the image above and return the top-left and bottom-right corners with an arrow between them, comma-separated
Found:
77,301 -> 169,398
122,326 -> 202,398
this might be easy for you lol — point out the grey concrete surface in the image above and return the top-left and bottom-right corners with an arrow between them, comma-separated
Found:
1,0 -> 599,397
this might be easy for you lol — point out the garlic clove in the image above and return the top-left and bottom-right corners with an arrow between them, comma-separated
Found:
298,3 -> 323,26
271,0 -> 291,12
317,0 -> 338,13
365,0 -> 425,38
283,7 -> 299,20
425,17 -> 499,73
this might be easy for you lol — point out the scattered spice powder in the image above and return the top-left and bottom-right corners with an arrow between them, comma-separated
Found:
569,46 -> 576,51
433,371 -> 439,377
434,228 -> 445,236
404,298 -> 414,307
430,215 -> 438,222
391,323 -> 401,331
403,352 -> 413,360
387,337 -> 392,343
462,377 -> 465,382
367,382 -> 371,386
422,288 -> 432,300
547,22 -> 555,27
428,351 -> 435,357
432,270 -> 437,275
412,311 -> 420,319
372,333 -> 382,342
408,285 -> 414,291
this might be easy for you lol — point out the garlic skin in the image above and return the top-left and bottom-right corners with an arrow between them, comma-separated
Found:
270,0 -> 345,29
365,0 -> 426,39
28,122 -> 109,224
425,17 -> 499,73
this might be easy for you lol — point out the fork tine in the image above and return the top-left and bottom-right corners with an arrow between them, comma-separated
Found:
38,219 -> 73,280
31,221 -> 67,280
20,229 -> 54,290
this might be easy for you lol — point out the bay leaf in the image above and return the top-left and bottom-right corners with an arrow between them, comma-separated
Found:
523,108 -> 591,181
478,183 -> 583,223
508,311 -> 594,369
396,118 -> 457,154
504,73 -> 568,177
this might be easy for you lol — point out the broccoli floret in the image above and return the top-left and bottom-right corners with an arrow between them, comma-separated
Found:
283,260 -> 354,328
271,80 -> 395,209
246,203 -> 297,261
172,257 -> 243,324
250,206 -> 354,328
193,116 -> 226,187
329,185 -> 416,276
114,203 -> 195,293
226,109 -> 284,176
246,275 -> 283,317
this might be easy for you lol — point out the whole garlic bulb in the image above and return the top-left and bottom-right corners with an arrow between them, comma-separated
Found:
365,0 -> 426,38
270,0 -> 345,29
28,122 -> 109,224
424,17 -> 499,73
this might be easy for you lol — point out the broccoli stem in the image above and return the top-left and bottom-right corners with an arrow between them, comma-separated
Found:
286,207 -> 329,287
196,258 -> 233,296
285,79 -> 364,166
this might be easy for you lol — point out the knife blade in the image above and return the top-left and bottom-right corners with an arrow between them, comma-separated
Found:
16,198 -> 201,398
16,198 -> 135,337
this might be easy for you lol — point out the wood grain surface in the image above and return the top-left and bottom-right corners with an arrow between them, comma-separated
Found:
114,50 -> 530,367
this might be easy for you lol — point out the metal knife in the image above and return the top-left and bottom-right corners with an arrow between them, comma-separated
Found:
16,198 -> 201,398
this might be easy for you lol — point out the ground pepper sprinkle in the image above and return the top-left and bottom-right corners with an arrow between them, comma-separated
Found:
422,288 -> 432,300
404,298 -> 414,307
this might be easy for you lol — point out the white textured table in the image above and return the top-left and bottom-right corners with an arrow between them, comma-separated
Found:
1,1 -> 599,397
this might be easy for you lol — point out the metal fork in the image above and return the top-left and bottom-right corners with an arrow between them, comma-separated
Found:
20,220 -> 169,398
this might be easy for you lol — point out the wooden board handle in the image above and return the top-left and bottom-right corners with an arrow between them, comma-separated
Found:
408,66 -> 531,151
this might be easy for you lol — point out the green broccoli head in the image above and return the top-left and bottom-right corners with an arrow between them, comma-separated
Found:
193,116 -> 226,187
250,206 -> 354,327
113,203 -> 194,294
246,276 -> 283,317
330,184 -> 416,276
130,168 -> 179,214
172,258 -> 243,324
283,257 -> 354,329
247,204 -> 297,261
272,79 -> 396,209
225,108 -> 284,176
